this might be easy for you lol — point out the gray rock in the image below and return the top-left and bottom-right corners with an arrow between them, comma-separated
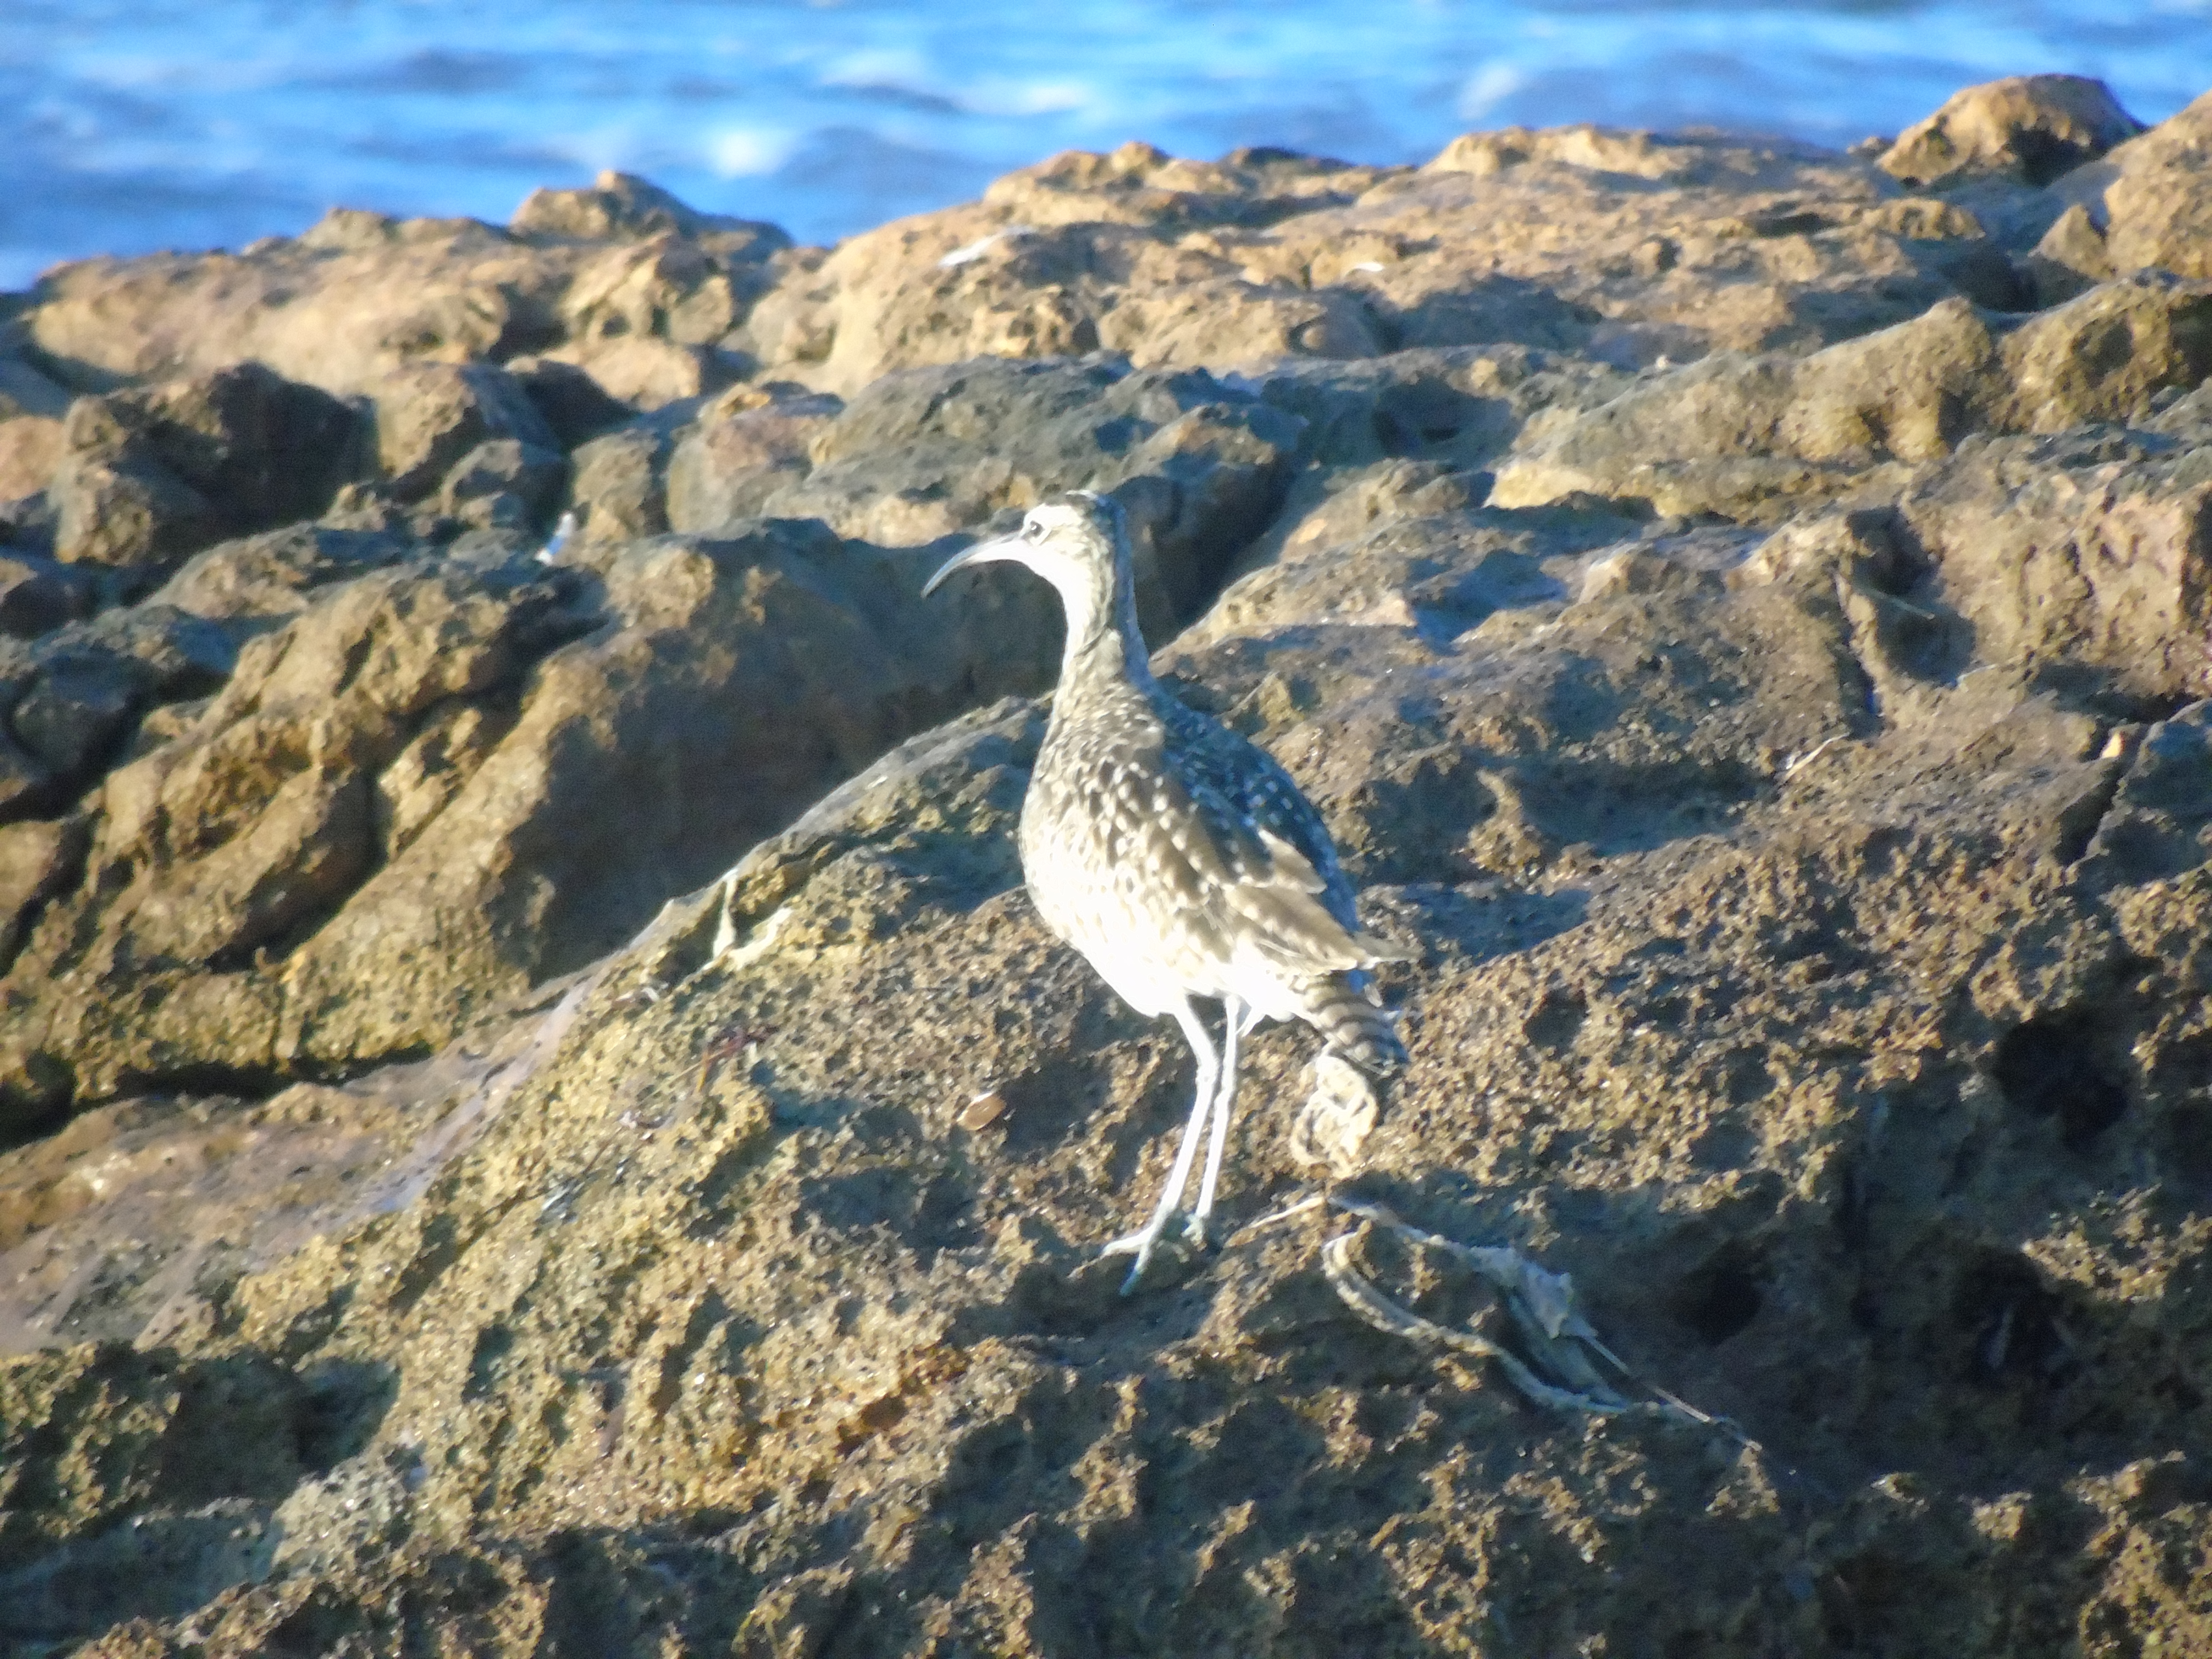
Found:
2081,701 -> 2212,887
0,360 -> 72,423
0,553 -> 95,638
0,603 -> 236,799
0,725 -> 48,819
434,438 -> 566,532
763,355 -> 1308,637
9,655 -> 141,775
505,356 -> 637,448
154,525 -> 415,623
662,389 -> 842,537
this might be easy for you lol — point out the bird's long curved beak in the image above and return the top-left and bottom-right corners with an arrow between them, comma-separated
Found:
921,531 -> 1024,598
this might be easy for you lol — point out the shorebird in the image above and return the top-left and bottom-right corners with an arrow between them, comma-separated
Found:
924,491 -> 1408,1291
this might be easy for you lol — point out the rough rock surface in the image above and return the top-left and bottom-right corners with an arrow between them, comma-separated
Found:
1877,75 -> 2145,190
52,364 -> 360,570
2031,88 -> 2212,299
2,74 -> 2212,1659
0,372 -> 1306,1118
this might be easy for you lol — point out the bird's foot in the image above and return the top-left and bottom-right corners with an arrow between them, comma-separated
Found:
1100,1209 -> 1212,1294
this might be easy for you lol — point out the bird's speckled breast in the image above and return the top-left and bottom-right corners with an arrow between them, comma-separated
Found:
1019,687 -> 1230,1018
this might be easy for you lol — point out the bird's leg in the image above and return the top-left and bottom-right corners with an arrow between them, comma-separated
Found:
1191,993 -> 1247,1237
1102,1000 -> 1219,1291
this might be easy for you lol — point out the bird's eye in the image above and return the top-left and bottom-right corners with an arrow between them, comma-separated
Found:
1021,519 -> 1045,541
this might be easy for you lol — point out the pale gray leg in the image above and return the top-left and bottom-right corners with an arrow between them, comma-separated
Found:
1102,1000 -> 1218,1291
1192,993 -> 1246,1230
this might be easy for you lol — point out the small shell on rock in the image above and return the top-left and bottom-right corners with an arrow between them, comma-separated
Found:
958,1091 -> 1007,1131
1290,1053 -> 1378,1176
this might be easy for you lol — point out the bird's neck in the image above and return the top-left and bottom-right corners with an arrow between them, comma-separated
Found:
1057,564 -> 1157,700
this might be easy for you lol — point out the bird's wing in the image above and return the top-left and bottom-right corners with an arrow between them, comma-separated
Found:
1138,716 -> 1408,974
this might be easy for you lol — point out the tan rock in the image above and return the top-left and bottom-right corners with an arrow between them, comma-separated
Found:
1899,436 -> 2212,705
559,236 -> 743,348
0,417 -> 63,505
1493,274 -> 2212,518
2101,91 -> 2212,279
731,125 -> 1999,396
22,183 -> 784,407
539,335 -> 739,409
1878,74 -> 2144,188
511,170 -> 790,262
49,442 -> 213,569
371,362 -> 554,499
662,390 -> 840,534
371,699 -> 514,858
27,229 -> 552,395
50,363 -> 360,568
0,816 -> 82,969
2033,87 -> 2212,295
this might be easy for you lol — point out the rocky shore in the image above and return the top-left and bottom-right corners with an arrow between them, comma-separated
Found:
0,71 -> 2208,1656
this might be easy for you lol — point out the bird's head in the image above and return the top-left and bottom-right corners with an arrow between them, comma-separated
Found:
922,490 -> 1130,617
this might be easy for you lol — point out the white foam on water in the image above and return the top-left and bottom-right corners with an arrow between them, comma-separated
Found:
709,126 -> 801,177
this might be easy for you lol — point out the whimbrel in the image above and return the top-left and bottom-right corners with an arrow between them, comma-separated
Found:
925,491 -> 1407,1291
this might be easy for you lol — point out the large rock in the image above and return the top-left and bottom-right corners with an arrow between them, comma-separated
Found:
370,361 -> 556,500
0,502 -> 1101,1114
0,341 -> 1320,1123
511,170 -> 790,261
21,187 -> 789,419
1878,75 -> 2145,188
0,559 -> 563,1112
658,386 -> 842,536
9,415 -> 2212,1653
2027,87 -> 2212,303
1491,273 -> 2212,519
51,364 -> 360,569
753,356 -> 1308,635
732,126 -> 2027,397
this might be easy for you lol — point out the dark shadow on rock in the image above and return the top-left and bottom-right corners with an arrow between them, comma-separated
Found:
1991,1011 -> 2131,1153
295,1357 -> 400,1472
0,1344 -> 398,1650
0,1498 -> 282,1646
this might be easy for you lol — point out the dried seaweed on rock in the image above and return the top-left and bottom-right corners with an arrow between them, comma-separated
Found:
1317,1193 -> 1750,1439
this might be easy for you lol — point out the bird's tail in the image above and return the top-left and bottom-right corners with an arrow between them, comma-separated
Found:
1300,971 -> 1406,1073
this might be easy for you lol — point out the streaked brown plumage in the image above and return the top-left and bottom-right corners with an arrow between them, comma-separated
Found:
926,490 -> 1406,1288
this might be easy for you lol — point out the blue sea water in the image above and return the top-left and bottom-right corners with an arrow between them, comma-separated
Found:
2,1 -> 2207,291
